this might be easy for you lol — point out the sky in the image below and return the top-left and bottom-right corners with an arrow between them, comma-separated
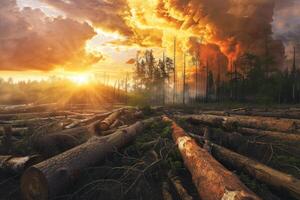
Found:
0,0 -> 299,82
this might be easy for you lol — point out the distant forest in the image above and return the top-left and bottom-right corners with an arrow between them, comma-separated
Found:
1,48 -> 299,106
132,49 -> 300,105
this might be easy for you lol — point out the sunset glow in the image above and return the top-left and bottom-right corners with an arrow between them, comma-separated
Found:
69,73 -> 92,85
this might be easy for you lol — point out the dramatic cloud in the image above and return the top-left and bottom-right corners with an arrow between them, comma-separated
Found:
43,0 -> 286,72
4,0 -> 298,72
0,0 -> 102,71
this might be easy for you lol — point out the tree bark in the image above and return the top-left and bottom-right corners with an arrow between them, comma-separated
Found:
201,110 -> 300,120
64,111 -> 110,129
162,181 -> 173,200
0,111 -> 86,121
21,118 -> 156,200
179,114 -> 300,133
163,116 -> 261,200
168,174 -> 193,200
210,143 -> 300,200
237,127 -> 300,143
99,110 -> 122,131
0,155 -> 42,173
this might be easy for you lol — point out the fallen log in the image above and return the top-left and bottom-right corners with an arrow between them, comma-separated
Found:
208,128 -> 276,163
0,155 -> 42,173
168,174 -> 193,200
32,119 -> 102,157
0,103 -> 57,114
162,181 -> 173,200
202,110 -> 300,120
163,116 -> 261,200
179,114 -> 300,133
210,143 -> 300,200
0,116 -> 68,127
100,110 -> 122,131
21,117 -> 156,200
64,110 -> 119,129
237,127 -> 300,143
0,111 -> 84,121
0,127 -> 28,137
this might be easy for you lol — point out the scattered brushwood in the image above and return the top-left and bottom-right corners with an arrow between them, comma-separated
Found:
163,116 -> 261,200
178,114 -> 300,133
0,155 -> 42,174
21,118 -> 157,200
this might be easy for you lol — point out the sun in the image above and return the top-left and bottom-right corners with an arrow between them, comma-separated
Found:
70,74 -> 91,85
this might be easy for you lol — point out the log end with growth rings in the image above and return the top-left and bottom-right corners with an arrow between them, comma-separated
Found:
21,167 -> 48,200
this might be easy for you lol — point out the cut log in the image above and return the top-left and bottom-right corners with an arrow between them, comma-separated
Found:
210,143 -> 300,200
33,134 -> 80,158
100,110 -> 122,131
237,127 -> 300,143
64,110 -> 119,129
163,116 -> 261,200
202,110 -> 300,120
0,155 -> 42,173
0,127 -> 28,137
32,119 -> 102,157
178,114 -> 300,133
168,174 -> 193,200
207,128 -> 277,163
0,111 -> 85,121
21,118 -> 156,200
162,181 -> 173,200
0,103 -> 57,114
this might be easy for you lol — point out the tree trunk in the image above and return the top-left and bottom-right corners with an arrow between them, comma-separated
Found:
237,127 -> 300,143
168,174 -> 193,200
163,116 -> 261,200
99,110 -> 122,131
0,127 -> 28,137
21,118 -> 156,200
210,143 -> 300,200
162,182 -> 173,200
0,155 -> 42,173
0,111 -> 86,121
64,111 -> 112,129
179,114 -> 300,133
201,110 -> 300,120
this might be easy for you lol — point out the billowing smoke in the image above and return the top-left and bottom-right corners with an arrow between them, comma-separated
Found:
273,0 -> 300,68
43,0 -> 286,72
0,0 -> 103,71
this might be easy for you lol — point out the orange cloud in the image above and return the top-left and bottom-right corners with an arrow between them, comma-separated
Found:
0,0 -> 102,71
